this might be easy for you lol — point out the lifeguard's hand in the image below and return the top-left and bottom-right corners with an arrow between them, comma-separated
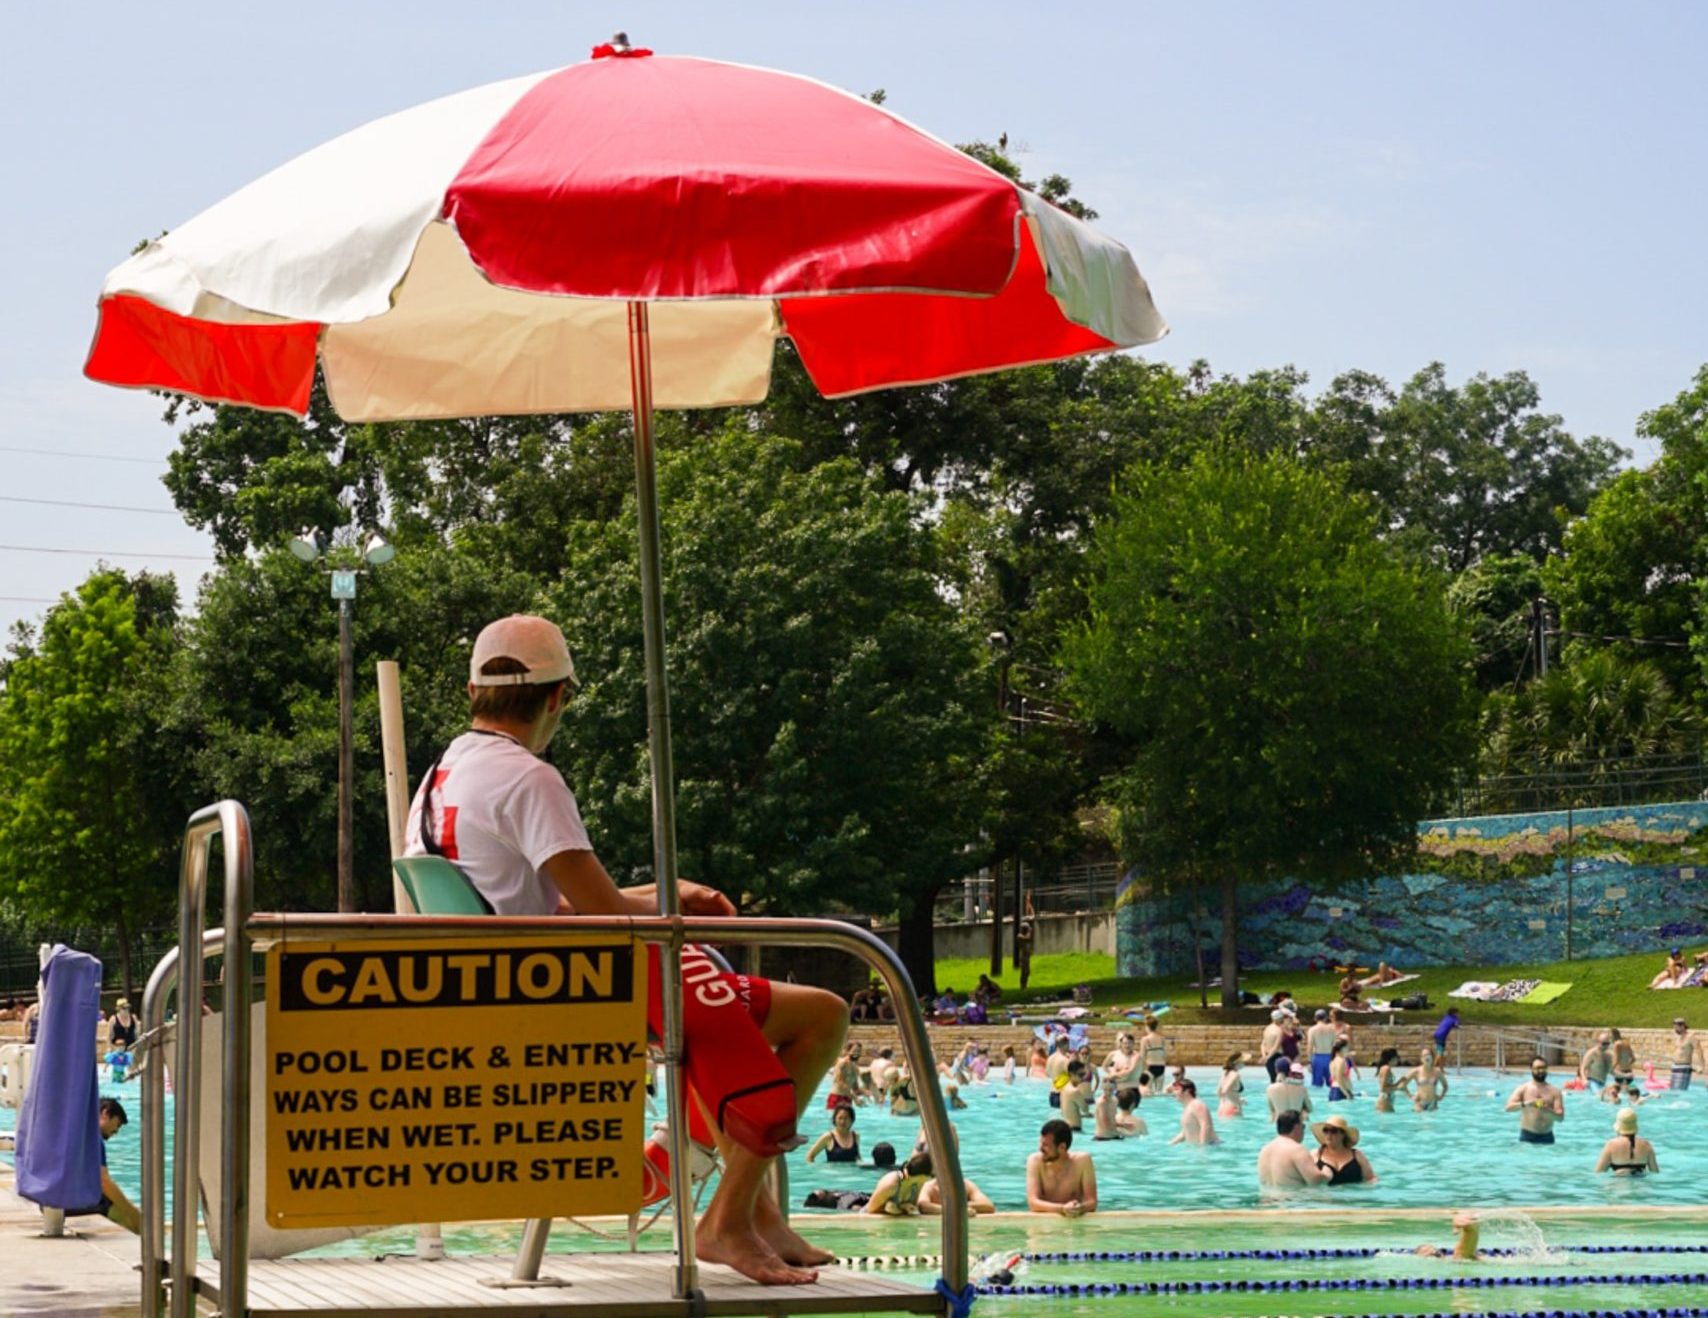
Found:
678,882 -> 737,918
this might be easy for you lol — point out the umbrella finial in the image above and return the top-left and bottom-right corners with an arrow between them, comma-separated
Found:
591,32 -> 652,59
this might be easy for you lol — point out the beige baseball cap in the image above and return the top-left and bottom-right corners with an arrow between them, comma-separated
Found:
469,615 -> 576,687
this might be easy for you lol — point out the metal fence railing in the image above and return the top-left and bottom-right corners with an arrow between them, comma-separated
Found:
1452,750 -> 1708,817
936,862 -> 1122,922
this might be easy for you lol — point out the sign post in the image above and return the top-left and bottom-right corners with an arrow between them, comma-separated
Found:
265,934 -> 645,1228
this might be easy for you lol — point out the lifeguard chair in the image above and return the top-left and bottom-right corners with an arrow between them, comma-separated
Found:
138,801 -> 968,1318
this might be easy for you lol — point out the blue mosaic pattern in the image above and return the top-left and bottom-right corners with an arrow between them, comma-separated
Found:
1115,801 -> 1708,977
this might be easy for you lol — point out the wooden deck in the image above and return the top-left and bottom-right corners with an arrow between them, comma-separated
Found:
187,1252 -> 945,1318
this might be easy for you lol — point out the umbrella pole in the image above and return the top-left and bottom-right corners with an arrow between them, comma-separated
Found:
627,301 -> 698,1298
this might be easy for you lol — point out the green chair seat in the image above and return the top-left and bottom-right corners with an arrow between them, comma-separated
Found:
392,856 -> 493,915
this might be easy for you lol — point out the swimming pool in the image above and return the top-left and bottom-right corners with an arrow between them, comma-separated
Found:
784,1067 -> 1705,1212
11,1067 -> 1708,1318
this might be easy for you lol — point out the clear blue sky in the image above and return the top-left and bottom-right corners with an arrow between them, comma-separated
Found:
3,2 -> 1705,641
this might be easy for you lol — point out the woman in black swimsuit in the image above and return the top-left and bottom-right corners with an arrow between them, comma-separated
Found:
1311,1113 -> 1378,1185
806,1100 -> 861,1163
1595,1107 -> 1659,1176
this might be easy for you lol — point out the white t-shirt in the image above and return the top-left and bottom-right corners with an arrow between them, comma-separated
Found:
402,730 -> 592,915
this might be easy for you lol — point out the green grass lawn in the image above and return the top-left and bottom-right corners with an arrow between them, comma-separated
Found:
933,946 -> 1704,1028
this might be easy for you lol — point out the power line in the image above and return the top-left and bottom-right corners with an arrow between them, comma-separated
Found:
0,595 -> 57,604
0,443 -> 166,466
0,494 -> 179,516
0,544 -> 212,562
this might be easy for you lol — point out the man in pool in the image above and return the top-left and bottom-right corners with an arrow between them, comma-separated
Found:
1306,1009 -> 1337,1087
1026,1119 -> 1097,1216
1577,1031 -> 1612,1089
1256,1110 -> 1332,1188
1167,1078 -> 1219,1145
1266,1061 -> 1313,1123
1504,1058 -> 1565,1144
404,614 -> 847,1286
1059,1061 -> 1095,1131
1668,1017 -> 1704,1089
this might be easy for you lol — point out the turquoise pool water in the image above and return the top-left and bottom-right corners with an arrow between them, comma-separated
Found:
7,1068 -> 1708,1314
784,1067 -> 1704,1212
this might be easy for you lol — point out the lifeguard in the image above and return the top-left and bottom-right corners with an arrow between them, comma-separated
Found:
404,614 -> 848,1286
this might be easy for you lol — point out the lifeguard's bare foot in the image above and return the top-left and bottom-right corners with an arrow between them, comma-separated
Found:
697,1223 -> 819,1285
755,1197 -> 835,1266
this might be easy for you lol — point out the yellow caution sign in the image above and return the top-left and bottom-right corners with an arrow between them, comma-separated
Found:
264,934 -> 644,1228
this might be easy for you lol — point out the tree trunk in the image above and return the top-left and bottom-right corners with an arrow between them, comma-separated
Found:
1219,869 -> 1241,1009
1189,881 -> 1209,1009
897,896 -> 940,1001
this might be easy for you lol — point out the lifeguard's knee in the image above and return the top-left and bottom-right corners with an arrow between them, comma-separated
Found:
764,983 -> 848,1047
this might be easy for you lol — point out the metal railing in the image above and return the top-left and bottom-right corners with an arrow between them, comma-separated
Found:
1489,1027 -> 1569,1074
142,801 -> 965,1318
940,862 -> 1121,921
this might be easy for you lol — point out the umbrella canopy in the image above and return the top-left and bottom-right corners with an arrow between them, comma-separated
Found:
85,46 -> 1165,418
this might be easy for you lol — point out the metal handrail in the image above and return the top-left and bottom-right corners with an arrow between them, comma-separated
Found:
1489,1026 -> 1566,1074
247,912 -> 967,1297
145,799 -> 964,1318
139,928 -> 224,1318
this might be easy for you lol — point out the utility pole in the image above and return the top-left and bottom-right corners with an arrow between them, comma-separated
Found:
1533,595 -> 1550,678
988,631 -> 1011,980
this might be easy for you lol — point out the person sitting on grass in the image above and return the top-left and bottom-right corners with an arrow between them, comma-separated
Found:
1649,948 -> 1690,989
1360,961 -> 1405,988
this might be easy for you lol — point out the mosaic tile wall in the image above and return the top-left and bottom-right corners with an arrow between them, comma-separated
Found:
1115,800 -> 1708,977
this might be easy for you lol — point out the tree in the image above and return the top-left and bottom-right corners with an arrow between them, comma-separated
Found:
1480,651 -> 1701,790
1310,363 -> 1625,571
540,428 -> 985,991
1448,554 -> 1546,693
0,571 -> 187,997
1064,449 -> 1474,1005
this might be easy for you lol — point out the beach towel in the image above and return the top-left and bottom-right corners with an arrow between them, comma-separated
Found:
1487,979 -> 1540,1003
1518,981 -> 1573,1005
1371,972 -> 1421,988
1448,981 -> 1501,1001
15,945 -> 103,1211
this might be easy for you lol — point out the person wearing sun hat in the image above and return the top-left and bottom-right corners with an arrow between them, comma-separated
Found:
1595,1106 -> 1659,1176
1311,1112 -> 1377,1184
403,614 -> 850,1287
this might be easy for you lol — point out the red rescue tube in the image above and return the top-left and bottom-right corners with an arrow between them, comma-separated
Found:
646,944 -> 799,1157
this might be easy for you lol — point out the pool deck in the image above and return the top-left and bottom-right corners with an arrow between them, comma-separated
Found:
0,1166 -> 145,1317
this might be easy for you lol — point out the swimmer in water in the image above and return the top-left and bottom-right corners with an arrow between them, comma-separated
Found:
1416,1211 -> 1484,1260
1373,1047 -> 1408,1113
1505,1058 -> 1564,1144
1093,1078 -> 1124,1139
1168,1078 -> 1219,1145
1217,1052 -> 1247,1117
805,1100 -> 860,1163
1410,1047 -> 1449,1111
1594,1107 -> 1659,1176
1027,1119 -> 1098,1216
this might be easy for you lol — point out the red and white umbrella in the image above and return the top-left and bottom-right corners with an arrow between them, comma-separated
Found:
85,44 -> 1165,418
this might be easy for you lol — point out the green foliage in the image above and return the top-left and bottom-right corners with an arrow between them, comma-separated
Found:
1064,448 -> 1475,1001
540,428 -> 985,923
1310,363 -> 1625,572
1448,553 -> 1545,692
1480,650 -> 1701,782
0,571 -> 187,991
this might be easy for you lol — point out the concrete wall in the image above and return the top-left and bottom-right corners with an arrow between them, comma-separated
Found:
1118,800 -> 1708,978
873,911 -> 1114,962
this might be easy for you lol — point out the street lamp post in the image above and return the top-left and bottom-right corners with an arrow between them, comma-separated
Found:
290,528 -> 395,912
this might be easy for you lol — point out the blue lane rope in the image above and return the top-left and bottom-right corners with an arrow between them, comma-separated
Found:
975,1271 -> 1708,1297
836,1244 -> 1708,1270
